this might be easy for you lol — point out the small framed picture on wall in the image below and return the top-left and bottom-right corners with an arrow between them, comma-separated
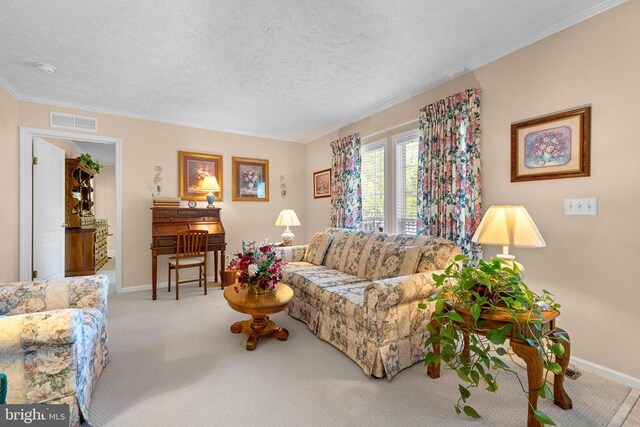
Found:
313,168 -> 331,198
178,151 -> 223,200
511,106 -> 591,182
232,157 -> 269,201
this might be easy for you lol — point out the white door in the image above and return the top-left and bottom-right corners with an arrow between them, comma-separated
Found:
33,137 -> 65,280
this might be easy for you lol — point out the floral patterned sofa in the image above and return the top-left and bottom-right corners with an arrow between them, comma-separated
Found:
0,275 -> 109,426
277,228 -> 460,379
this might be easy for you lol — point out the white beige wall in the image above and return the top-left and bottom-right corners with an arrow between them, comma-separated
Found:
93,165 -> 116,251
44,137 -> 81,159
0,87 -> 18,283
0,93 -> 307,289
306,2 -> 640,379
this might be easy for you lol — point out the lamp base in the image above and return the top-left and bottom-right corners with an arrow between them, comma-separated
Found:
206,192 -> 215,208
496,254 -> 524,275
281,230 -> 295,247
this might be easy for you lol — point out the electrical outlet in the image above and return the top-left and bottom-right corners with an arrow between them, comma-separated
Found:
564,198 -> 597,216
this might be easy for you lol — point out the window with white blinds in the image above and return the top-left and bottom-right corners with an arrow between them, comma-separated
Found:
394,131 -> 420,234
361,139 -> 386,232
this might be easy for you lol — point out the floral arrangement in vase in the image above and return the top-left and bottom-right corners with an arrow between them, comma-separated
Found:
229,241 -> 285,294
242,168 -> 260,189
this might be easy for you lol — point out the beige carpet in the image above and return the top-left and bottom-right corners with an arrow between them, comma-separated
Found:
90,286 -> 633,427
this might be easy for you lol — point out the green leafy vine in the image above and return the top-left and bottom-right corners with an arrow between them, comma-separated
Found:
78,153 -> 102,174
420,255 -> 568,426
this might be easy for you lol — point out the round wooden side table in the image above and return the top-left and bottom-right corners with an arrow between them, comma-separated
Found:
223,283 -> 294,351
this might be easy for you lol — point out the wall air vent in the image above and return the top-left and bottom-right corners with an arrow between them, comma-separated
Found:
50,112 -> 98,132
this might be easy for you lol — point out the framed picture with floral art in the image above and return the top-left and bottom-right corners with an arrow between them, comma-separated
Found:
511,106 -> 591,182
178,151 -> 223,200
232,157 -> 269,201
313,168 -> 331,198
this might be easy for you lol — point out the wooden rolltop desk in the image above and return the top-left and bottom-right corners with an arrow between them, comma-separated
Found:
150,207 -> 226,300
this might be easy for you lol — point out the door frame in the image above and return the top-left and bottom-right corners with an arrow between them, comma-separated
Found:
19,127 -> 123,293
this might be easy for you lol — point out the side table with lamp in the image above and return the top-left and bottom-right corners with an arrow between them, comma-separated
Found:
275,209 -> 301,246
428,205 -> 572,427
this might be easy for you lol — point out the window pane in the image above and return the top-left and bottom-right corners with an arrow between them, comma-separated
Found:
395,134 -> 419,234
361,141 -> 385,232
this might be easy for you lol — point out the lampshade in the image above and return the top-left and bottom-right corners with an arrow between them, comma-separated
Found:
472,206 -> 546,248
200,175 -> 220,192
275,209 -> 301,227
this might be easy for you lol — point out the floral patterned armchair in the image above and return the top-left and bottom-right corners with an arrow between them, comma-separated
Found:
0,275 -> 109,426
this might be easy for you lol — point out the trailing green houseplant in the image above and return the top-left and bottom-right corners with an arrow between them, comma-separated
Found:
420,255 -> 567,425
78,153 -> 102,173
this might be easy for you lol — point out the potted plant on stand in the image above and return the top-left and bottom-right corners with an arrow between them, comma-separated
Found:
421,255 -> 570,426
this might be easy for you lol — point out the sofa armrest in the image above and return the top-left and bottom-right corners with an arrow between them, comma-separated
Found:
0,309 -> 82,353
66,275 -> 109,319
364,270 -> 442,314
274,245 -> 308,262
0,275 -> 109,318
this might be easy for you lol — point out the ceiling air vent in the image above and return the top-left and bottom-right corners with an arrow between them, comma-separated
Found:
50,112 -> 98,132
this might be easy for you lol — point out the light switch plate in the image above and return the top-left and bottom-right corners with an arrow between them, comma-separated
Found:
564,198 -> 597,216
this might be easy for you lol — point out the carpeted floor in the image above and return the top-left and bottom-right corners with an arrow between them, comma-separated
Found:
90,286 -> 634,427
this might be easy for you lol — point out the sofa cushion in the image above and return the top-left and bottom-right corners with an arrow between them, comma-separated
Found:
303,232 -> 333,265
373,243 -> 421,280
385,234 -> 429,246
323,229 -> 355,270
357,232 -> 389,280
416,238 -> 461,273
338,230 -> 375,275
283,264 -> 369,322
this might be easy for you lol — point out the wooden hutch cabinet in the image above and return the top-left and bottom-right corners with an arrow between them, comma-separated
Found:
64,158 -> 109,276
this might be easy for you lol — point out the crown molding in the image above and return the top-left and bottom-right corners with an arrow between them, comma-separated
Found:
0,83 -> 304,143
18,93 -> 303,143
0,73 -> 20,99
312,0 -> 627,144
0,0 -> 626,145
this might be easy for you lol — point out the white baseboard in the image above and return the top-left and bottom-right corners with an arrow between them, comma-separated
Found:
119,283 -> 153,293
118,276 -> 220,294
571,356 -> 640,389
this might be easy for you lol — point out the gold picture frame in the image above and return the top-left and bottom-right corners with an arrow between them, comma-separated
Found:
232,157 -> 269,202
313,168 -> 331,198
511,106 -> 591,182
178,151 -> 223,201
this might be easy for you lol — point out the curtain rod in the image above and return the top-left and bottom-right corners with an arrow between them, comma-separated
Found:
361,118 -> 419,141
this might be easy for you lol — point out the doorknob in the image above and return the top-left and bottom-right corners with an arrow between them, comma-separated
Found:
61,223 -> 69,228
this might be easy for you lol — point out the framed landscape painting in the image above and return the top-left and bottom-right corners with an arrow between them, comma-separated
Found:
511,106 -> 591,182
232,157 -> 269,201
178,151 -> 223,200
313,168 -> 331,198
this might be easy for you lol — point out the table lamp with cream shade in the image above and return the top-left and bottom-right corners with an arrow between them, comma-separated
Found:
200,175 -> 221,208
472,205 -> 546,269
275,209 -> 301,246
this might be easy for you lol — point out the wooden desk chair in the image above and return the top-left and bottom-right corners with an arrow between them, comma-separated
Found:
168,229 -> 208,300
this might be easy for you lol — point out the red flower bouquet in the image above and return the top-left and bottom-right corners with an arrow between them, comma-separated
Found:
228,241 -> 285,294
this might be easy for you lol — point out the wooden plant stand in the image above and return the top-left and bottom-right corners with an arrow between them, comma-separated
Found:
427,305 -> 572,427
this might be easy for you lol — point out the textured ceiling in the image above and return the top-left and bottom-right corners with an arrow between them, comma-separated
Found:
0,0 -> 622,142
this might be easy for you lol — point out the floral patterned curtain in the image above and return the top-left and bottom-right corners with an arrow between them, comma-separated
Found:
330,133 -> 362,229
416,89 -> 482,257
